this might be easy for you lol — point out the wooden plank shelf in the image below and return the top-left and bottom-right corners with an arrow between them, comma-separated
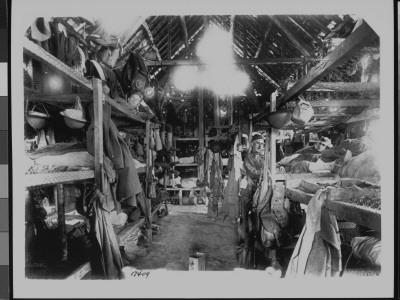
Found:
275,172 -> 339,182
285,187 -> 381,232
166,187 -> 200,191
23,37 -> 93,90
175,163 -> 197,167
23,37 -> 146,123
175,137 -> 200,141
25,170 -> 95,187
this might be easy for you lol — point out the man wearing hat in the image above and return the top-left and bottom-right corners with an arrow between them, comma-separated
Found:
240,133 -> 266,209
243,133 -> 265,184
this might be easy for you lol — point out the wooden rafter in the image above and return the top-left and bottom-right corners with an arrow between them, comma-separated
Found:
120,16 -> 147,48
142,21 -> 162,61
269,15 -> 313,57
276,20 -> 378,109
230,15 -> 235,52
310,15 -> 331,35
287,17 -> 315,42
179,16 -> 189,49
255,21 -> 273,58
167,17 -> 172,60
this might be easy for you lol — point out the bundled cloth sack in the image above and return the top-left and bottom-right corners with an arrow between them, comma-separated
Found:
339,150 -> 380,184
321,137 -> 371,162
351,236 -> 381,267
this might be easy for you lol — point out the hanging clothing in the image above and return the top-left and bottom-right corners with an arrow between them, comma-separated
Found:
221,135 -> 242,219
87,188 -> 123,279
286,189 -> 342,277
86,104 -> 142,208
208,152 -> 224,214
85,60 -> 126,99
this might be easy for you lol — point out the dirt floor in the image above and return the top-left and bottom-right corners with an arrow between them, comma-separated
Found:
129,204 -> 241,271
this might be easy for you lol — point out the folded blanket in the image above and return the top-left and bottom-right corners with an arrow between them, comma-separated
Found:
34,151 -> 95,168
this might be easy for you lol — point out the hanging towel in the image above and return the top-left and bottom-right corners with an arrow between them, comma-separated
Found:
286,189 -> 342,277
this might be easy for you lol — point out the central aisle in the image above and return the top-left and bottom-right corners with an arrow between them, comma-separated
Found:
130,204 -> 240,271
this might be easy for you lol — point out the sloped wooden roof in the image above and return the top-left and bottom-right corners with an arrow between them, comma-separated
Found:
45,14 -> 380,131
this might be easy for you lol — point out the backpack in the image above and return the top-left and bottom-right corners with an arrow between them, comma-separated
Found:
121,53 -> 148,96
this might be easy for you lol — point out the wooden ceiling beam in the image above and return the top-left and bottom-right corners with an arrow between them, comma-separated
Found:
276,20 -> 378,109
144,57 -> 318,66
307,81 -> 379,94
269,15 -> 314,57
142,21 -> 162,61
286,98 -> 380,108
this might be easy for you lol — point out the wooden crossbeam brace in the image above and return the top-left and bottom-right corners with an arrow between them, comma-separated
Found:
255,21 -> 273,59
180,16 -> 189,49
269,15 -> 314,57
141,21 -> 162,61
276,20 -> 378,109
287,16 -> 315,42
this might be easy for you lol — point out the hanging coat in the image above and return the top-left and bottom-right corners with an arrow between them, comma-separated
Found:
87,189 -> 123,279
286,189 -> 342,277
221,135 -> 242,219
87,104 -> 142,208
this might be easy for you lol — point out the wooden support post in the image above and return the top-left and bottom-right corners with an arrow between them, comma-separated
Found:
163,173 -> 169,215
227,95 -> 233,126
145,120 -> 152,243
270,91 -> 278,183
56,183 -> 68,262
178,189 -> 183,205
198,70 -> 205,181
213,94 -> 220,135
93,78 -> 104,192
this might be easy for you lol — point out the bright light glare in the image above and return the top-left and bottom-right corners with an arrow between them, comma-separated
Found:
173,66 -> 198,91
49,76 -> 63,91
202,66 -> 249,95
197,25 -> 233,65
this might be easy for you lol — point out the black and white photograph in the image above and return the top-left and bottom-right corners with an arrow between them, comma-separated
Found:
10,0 -> 395,298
